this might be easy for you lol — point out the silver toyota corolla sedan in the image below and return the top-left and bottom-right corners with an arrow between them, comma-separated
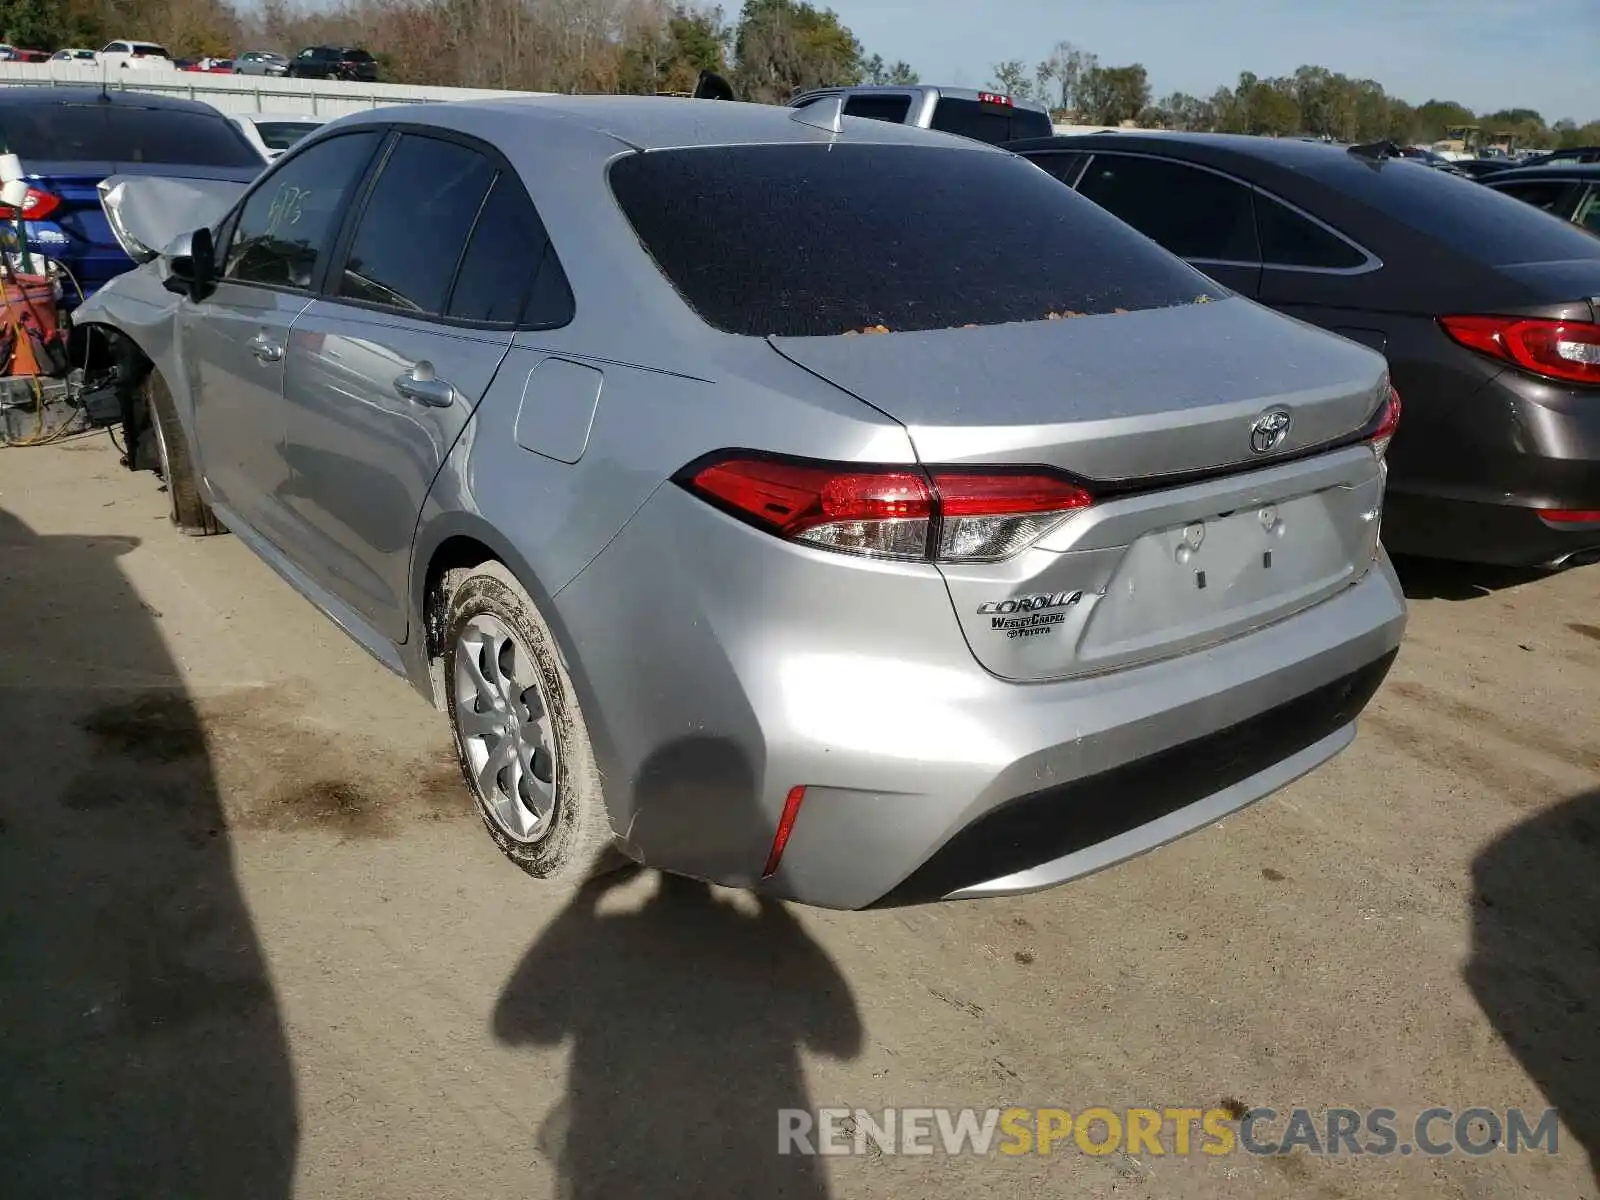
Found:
76,95 -> 1406,909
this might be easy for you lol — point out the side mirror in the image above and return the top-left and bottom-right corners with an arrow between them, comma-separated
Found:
161,226 -> 216,299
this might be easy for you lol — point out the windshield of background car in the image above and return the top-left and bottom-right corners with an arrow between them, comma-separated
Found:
0,103 -> 261,166
1324,157 -> 1600,265
607,143 -> 1216,336
255,121 -> 320,150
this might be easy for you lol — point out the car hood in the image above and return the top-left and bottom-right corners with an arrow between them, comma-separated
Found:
96,170 -> 256,261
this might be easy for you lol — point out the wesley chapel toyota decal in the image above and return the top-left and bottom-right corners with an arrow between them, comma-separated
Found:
977,590 -> 1090,640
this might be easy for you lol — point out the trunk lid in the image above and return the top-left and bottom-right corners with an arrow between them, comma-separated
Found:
770,298 -> 1393,681
768,296 -> 1388,482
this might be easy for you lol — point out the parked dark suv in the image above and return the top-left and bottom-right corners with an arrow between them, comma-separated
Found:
286,45 -> 378,82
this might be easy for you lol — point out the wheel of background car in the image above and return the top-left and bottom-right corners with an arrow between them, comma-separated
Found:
145,371 -> 224,536
440,559 -> 615,881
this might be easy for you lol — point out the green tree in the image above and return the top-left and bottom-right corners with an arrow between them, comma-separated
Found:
732,0 -> 863,103
885,59 -> 917,85
1413,98 -> 1477,141
1077,62 -> 1148,125
0,0 -> 72,48
619,4 -> 729,94
1243,79 -> 1300,136
1034,40 -> 1091,114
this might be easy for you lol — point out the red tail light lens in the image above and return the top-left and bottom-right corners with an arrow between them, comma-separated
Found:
1369,386 -> 1402,461
1440,315 -> 1600,386
0,187 -> 62,221
680,453 -> 1093,563
0,186 -> 62,221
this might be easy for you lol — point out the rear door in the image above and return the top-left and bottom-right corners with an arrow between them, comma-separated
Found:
1074,152 -> 1264,296
280,130 -> 537,640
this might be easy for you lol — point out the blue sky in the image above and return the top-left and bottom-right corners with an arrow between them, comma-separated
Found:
827,0 -> 1600,123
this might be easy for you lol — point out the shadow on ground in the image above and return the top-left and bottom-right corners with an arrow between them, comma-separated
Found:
1465,788 -> 1599,1185
494,866 -> 863,1199
1390,553 -> 1552,602
0,507 -> 296,1198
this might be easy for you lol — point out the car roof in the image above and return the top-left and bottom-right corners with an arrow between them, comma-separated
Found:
0,87 -> 222,114
327,93 -> 1009,154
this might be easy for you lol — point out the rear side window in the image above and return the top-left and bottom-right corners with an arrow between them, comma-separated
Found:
929,98 -> 1053,144
1321,158 -> 1600,265
337,134 -> 495,314
1077,154 -> 1259,263
608,143 -> 1214,337
842,94 -> 912,125
0,102 -> 261,166
1255,193 -> 1368,269
447,173 -> 574,326
1489,179 -> 1574,214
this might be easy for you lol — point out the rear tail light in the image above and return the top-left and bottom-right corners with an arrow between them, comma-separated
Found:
1369,386 -> 1402,461
679,453 -> 1093,563
1440,315 -> 1600,386
0,186 -> 61,221
1539,508 -> 1600,525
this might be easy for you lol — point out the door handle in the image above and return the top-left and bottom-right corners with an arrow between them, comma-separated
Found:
249,334 -> 283,363
393,362 -> 456,409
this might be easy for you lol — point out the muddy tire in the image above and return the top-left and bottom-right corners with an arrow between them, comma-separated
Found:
147,372 -> 225,536
441,560 -> 617,881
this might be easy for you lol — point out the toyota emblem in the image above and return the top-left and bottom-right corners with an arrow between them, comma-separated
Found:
1249,407 -> 1292,454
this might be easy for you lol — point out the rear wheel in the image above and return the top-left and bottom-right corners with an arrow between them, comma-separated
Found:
146,372 -> 224,536
441,560 -> 616,881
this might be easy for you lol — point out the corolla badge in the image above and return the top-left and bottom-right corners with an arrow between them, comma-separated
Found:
1249,406 -> 1293,454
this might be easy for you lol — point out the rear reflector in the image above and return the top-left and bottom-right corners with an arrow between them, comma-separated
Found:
1440,314 -> 1600,386
680,453 -> 1092,563
1540,508 -> 1600,525
762,786 -> 807,879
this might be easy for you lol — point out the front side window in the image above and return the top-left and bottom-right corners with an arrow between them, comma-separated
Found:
1077,154 -> 1260,263
336,133 -> 495,314
223,131 -> 379,290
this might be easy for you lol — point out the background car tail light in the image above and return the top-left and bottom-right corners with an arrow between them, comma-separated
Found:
1369,386 -> 1401,461
680,453 -> 1093,563
1439,315 -> 1600,386
0,186 -> 61,221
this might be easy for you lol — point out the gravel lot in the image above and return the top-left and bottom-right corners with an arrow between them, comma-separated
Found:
1,434 -> 1595,1200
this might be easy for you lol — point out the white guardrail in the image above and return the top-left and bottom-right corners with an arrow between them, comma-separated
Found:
0,62 -> 539,117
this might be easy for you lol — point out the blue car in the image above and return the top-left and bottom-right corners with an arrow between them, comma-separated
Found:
0,89 -> 264,306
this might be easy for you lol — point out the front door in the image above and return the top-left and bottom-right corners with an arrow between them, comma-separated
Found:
182,127 -> 382,548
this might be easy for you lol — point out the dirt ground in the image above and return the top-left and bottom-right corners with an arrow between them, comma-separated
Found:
0,434 -> 1595,1200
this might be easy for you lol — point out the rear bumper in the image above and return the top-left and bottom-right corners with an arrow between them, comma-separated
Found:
553,484 -> 1408,910
1383,363 -> 1600,567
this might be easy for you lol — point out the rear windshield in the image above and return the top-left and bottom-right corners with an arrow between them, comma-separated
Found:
929,98 -> 1054,145
1329,157 -> 1600,265
608,143 -> 1213,337
0,102 -> 261,166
